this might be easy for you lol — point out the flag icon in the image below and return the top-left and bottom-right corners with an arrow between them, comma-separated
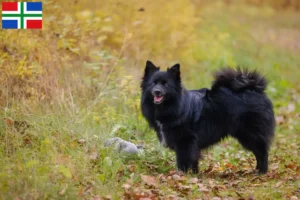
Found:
2,2 -> 42,29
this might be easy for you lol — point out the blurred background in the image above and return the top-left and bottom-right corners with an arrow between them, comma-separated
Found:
1,0 -> 300,108
0,0 -> 299,199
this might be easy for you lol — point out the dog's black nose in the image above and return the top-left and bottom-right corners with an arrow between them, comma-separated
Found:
153,89 -> 162,96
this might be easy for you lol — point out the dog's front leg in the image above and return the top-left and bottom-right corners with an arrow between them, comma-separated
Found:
175,139 -> 199,173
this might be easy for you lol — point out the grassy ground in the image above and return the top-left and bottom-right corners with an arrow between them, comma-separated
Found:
0,1 -> 300,199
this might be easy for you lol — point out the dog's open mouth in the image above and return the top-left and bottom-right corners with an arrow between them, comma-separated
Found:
154,95 -> 164,104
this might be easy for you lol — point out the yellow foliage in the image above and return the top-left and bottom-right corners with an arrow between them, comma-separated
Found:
0,0 -> 198,106
1,0 -> 297,108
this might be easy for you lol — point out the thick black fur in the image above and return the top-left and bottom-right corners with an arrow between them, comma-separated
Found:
140,61 -> 275,174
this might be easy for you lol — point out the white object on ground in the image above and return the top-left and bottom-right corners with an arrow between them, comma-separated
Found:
104,137 -> 143,154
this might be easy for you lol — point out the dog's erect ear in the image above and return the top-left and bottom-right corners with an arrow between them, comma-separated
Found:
167,63 -> 181,81
144,60 -> 159,78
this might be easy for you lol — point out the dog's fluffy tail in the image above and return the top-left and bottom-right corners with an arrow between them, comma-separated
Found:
212,67 -> 267,93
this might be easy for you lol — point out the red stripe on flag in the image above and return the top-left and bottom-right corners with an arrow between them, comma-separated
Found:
27,20 -> 42,29
2,2 -> 18,11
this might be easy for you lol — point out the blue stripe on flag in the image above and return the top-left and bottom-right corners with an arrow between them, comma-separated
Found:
26,2 -> 42,11
2,20 -> 18,29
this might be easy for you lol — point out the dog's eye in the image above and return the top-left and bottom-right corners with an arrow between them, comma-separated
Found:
161,81 -> 168,87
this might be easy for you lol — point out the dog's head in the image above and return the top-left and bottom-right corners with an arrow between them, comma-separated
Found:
141,60 -> 182,105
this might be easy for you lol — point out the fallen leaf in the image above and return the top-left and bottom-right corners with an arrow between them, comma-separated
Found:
103,195 -> 111,200
157,174 -> 165,180
167,179 -> 176,187
271,163 -> 279,170
214,185 -> 226,190
187,177 -> 198,184
231,165 -> 238,172
276,115 -> 285,125
275,181 -> 283,188
179,184 -> 192,191
77,139 -> 86,145
4,117 -> 14,126
176,171 -> 184,176
177,184 -> 192,195
122,183 -> 132,190
168,170 -> 176,176
89,152 -> 98,160
172,174 -> 181,181
287,103 -> 296,113
267,170 -> 281,179
286,163 -> 296,170
197,183 -> 209,192
225,163 -> 232,168
127,164 -> 135,172
141,175 -> 159,187
204,165 -> 214,173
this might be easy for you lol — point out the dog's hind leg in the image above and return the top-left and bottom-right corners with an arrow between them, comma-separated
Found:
192,160 -> 199,173
252,143 -> 269,174
236,134 -> 270,174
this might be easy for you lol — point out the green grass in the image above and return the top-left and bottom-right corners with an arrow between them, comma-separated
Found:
1,2 -> 300,199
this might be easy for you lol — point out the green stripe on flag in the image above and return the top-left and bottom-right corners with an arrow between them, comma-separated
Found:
21,2 -> 24,29
2,14 -> 42,17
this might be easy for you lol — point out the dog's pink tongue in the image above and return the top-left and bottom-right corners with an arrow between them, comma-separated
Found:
154,96 -> 163,102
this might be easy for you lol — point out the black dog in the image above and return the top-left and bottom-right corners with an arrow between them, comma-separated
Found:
140,61 -> 275,174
